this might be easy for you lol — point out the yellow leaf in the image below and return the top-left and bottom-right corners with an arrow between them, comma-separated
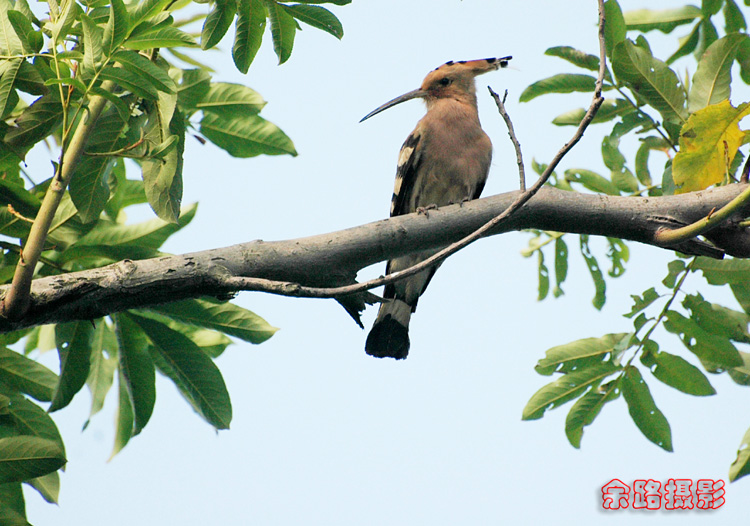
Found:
672,100 -> 750,193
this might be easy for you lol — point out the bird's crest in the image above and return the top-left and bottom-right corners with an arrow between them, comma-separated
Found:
434,56 -> 512,75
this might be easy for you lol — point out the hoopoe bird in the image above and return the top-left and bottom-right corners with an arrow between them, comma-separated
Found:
361,56 -> 512,359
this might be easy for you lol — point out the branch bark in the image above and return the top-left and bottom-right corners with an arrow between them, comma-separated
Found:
2,184 -> 750,332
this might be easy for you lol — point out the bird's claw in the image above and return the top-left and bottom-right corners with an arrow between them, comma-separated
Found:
417,204 -> 438,217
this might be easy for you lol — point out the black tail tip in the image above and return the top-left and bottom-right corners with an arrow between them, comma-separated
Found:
365,316 -> 410,360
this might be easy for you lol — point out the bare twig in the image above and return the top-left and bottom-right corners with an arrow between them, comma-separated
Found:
489,88 -> 526,191
227,0 -> 608,301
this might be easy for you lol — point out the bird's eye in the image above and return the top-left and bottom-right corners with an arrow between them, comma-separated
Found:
439,78 -> 452,87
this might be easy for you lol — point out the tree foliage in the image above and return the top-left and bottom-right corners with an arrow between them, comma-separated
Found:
0,0 -> 750,522
0,0 -> 348,518
520,0 -> 750,483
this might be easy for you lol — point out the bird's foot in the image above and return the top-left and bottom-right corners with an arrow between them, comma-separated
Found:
416,204 -> 438,217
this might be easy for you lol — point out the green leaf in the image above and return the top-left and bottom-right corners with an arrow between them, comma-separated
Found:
664,310 -> 744,369
730,426 -> 750,481
200,112 -> 297,157
99,65 -> 159,99
0,348 -> 57,402
128,313 -> 232,430
694,255 -> 750,286
109,369 -> 134,459
662,258 -> 686,288
688,34 -> 746,113
523,362 -> 621,420
80,14 -> 104,78
85,321 -> 117,425
7,10 -> 41,53
535,333 -> 629,376
196,82 -> 266,118
553,236 -> 568,297
113,50 -> 176,94
624,6 -> 702,33
683,293 -> 750,343
4,394 -> 65,457
265,0 -> 297,64
202,0 -> 236,50
606,237 -> 629,277
4,94 -> 62,156
129,0 -> 172,31
519,73 -> 598,102
641,350 -> 716,396
75,202 -> 196,249
0,437 -> 65,484
545,45 -> 600,71
233,0 -> 266,74
625,287 -> 659,318
580,235 -> 606,310
14,60 -> 47,96
622,365 -> 672,451
696,18 -> 720,60
612,39 -> 687,124
147,297 -> 278,344
724,0 -> 747,33
176,68 -> 211,109
536,250 -> 549,301
564,168 -> 620,195
115,314 -> 155,435
702,0 -> 723,17
604,0 -> 626,59
0,2 -> 25,55
666,20 -> 701,65
282,4 -> 343,39
601,132 -> 624,168
103,0 -> 129,55
27,471 -> 59,504
552,99 -> 633,126
565,378 -> 620,448
142,95 -> 183,223
49,321 -> 95,412
123,24 -> 198,50
0,59 -> 21,120
635,136 -> 669,186
49,0 -> 81,44
0,484 -> 27,526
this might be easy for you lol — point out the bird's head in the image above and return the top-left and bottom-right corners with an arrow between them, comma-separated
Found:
360,56 -> 511,122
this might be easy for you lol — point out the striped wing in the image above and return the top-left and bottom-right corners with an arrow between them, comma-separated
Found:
390,128 -> 422,217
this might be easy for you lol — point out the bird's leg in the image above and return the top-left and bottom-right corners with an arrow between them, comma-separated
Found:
416,204 -> 439,217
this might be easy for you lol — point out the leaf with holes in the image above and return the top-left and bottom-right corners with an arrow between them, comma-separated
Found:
535,333 -> 629,376
622,366 -> 673,451
523,362 -> 621,421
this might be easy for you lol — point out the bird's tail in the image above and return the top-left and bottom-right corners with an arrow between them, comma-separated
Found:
365,298 -> 412,359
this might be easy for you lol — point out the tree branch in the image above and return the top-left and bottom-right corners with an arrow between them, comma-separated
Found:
2,184 -> 750,333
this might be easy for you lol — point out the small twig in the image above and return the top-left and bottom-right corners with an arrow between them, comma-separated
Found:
6,205 -> 34,223
489,87 -> 526,191
654,183 -> 750,246
224,0 -> 609,302
85,133 -> 145,157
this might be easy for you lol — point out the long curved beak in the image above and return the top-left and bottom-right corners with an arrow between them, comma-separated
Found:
359,89 -> 426,122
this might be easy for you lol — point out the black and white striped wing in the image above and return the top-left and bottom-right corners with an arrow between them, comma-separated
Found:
390,129 -> 422,217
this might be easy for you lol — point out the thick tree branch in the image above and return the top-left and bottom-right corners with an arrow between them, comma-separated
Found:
2,185 -> 750,333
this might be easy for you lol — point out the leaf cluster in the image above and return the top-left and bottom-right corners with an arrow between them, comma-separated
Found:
521,0 -> 750,483
0,0 -> 351,518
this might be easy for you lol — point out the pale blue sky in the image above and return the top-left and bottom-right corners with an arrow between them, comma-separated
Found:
24,1 -> 750,524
